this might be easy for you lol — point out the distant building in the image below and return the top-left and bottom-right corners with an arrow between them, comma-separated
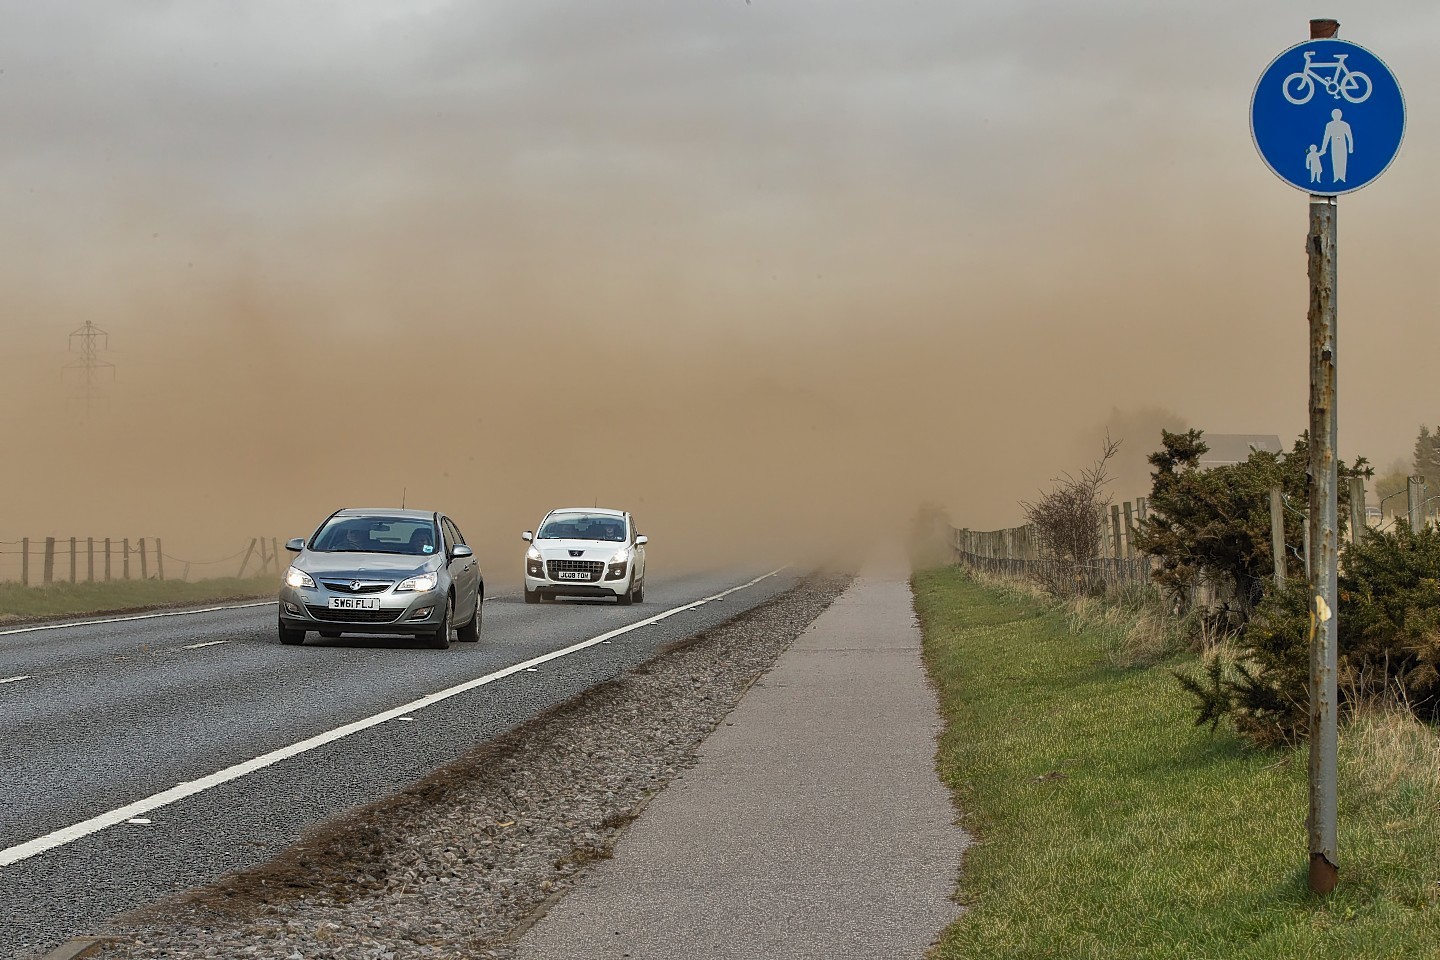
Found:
1199,434 -> 1284,469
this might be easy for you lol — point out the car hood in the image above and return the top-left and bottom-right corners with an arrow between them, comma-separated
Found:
296,552 -> 441,579
531,539 -> 631,560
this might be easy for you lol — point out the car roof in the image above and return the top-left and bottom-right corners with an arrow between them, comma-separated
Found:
548,507 -> 626,518
335,507 -> 437,520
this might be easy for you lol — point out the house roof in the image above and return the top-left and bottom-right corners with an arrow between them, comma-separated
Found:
1199,434 -> 1284,467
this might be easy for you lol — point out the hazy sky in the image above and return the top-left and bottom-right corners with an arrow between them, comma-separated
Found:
1,1 -> 1437,566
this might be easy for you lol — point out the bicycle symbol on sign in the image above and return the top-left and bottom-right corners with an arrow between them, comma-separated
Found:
1283,50 -> 1373,105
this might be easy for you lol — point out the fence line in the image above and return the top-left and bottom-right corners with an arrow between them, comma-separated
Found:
0,537 -> 282,586
951,497 -> 1159,594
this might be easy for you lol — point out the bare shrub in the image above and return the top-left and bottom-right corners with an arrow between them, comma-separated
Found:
1022,437 -> 1120,596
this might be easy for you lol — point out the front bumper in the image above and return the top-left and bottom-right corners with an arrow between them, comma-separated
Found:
277,583 -> 446,634
524,561 -> 633,599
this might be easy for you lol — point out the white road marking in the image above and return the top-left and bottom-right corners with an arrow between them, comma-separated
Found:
182,640 -> 231,650
0,676 -> 30,685
0,569 -> 784,869
0,601 -> 276,637
126,819 -> 151,825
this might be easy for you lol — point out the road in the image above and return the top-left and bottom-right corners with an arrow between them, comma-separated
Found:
0,567 -> 798,960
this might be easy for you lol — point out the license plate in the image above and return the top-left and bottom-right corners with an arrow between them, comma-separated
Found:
558,571 -> 591,580
329,597 -> 381,610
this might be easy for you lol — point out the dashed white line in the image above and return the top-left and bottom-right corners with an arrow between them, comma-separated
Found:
0,676 -> 30,685
0,569 -> 784,869
0,601 -> 276,637
182,640 -> 231,650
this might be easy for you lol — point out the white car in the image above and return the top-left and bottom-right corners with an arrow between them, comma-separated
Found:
523,507 -> 647,605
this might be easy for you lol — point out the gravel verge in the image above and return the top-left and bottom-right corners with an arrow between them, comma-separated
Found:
80,573 -> 850,960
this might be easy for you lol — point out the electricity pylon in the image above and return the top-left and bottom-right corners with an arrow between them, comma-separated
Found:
63,321 -> 115,415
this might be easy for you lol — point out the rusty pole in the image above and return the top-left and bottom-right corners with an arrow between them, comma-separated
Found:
1305,11 -> 1341,899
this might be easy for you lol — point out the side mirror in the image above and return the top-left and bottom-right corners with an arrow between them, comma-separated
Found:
285,538 -> 305,553
452,544 -> 474,559
635,535 -> 648,547
521,531 -> 533,542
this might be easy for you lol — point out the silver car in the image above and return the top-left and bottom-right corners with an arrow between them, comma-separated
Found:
277,508 -> 483,649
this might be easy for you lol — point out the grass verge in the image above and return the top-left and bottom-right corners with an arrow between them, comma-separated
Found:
0,576 -> 276,623
914,566 -> 1440,960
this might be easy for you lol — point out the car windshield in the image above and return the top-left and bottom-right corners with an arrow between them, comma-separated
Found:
537,514 -> 627,542
311,516 -> 439,555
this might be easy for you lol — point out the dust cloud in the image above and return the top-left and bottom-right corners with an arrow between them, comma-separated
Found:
2,2 -> 1438,585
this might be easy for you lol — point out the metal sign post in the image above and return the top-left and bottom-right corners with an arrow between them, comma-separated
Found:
1250,18 -> 1406,895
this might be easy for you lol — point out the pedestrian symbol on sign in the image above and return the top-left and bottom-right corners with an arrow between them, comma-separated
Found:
1319,110 -> 1353,183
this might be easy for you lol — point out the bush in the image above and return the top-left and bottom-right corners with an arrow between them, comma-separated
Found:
1178,526 -> 1440,745
1136,429 -> 1367,621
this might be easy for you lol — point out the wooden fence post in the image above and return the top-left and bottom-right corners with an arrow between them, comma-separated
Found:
1122,501 -> 1136,560
87,537 -> 95,582
238,538 -> 257,578
69,537 -> 77,583
21,538 -> 29,587
1270,486 -> 1287,588
1110,504 -> 1123,561
139,538 -> 149,580
104,538 -> 112,581
156,539 -> 165,581
123,538 -> 131,580
1348,476 -> 1367,545
43,537 -> 55,585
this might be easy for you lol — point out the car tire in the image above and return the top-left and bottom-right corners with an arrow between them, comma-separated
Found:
427,596 -> 453,650
278,620 -> 306,646
617,587 -> 633,606
457,594 -> 482,642
633,581 -> 644,603
524,588 -> 540,605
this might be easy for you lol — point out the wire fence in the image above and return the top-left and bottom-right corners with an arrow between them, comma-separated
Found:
0,536 -> 285,586
951,496 -> 1157,590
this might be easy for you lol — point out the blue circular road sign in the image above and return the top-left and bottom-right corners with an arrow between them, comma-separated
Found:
1251,39 -> 1405,195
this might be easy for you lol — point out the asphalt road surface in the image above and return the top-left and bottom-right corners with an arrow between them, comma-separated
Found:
0,567 -> 798,960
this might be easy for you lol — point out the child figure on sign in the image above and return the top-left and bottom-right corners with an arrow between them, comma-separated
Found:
1306,144 -> 1324,184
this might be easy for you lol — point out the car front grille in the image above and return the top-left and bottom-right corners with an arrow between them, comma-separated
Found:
319,581 -> 392,594
546,559 -> 604,582
305,605 -> 403,624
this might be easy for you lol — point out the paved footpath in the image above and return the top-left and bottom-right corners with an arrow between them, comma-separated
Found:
513,557 -> 968,959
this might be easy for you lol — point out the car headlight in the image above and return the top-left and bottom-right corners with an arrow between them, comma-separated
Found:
526,546 -> 542,561
396,572 -> 439,593
285,566 -> 316,589
609,547 -> 632,564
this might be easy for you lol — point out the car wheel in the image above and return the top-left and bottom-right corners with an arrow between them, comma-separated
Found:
319,630 -> 341,639
617,586 -> 633,606
524,588 -> 540,605
278,620 -> 306,646
457,594 -> 482,642
427,595 -> 453,650
633,581 -> 644,603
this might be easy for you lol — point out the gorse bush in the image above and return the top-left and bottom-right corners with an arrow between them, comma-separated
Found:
1341,525 -> 1440,716
1179,526 -> 1440,745
1136,429 -> 1368,621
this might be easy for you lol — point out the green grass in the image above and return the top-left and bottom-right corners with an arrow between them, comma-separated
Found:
913,566 -> 1440,960
0,575 -> 276,622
